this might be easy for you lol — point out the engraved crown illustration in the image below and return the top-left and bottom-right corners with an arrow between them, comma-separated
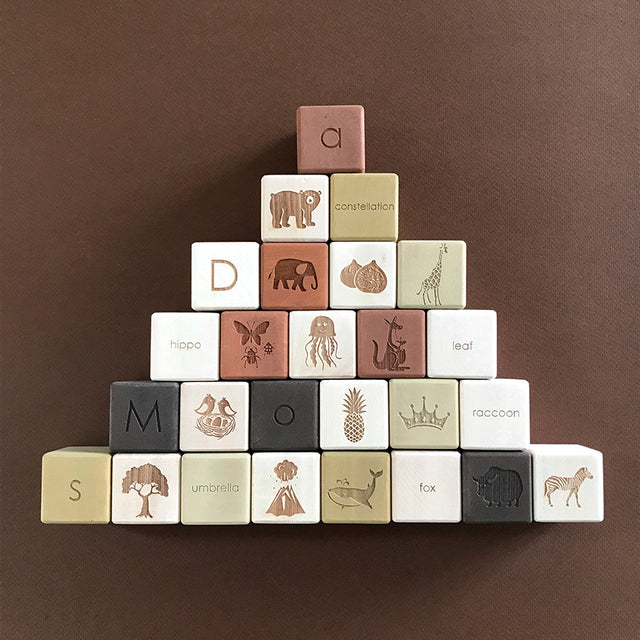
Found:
398,396 -> 449,430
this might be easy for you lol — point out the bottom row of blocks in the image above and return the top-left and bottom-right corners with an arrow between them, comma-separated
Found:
41,446 -> 603,524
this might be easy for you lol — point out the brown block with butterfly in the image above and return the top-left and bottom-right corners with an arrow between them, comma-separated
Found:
220,311 -> 289,380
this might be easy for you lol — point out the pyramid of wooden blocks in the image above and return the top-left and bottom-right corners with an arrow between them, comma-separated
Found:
42,105 -> 604,526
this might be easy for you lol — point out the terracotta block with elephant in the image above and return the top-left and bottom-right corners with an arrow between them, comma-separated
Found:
261,175 -> 329,243
260,242 -> 329,310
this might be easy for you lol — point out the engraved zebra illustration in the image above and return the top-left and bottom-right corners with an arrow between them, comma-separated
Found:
543,467 -> 593,507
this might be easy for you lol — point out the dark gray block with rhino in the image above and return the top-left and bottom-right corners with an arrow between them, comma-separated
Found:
109,381 -> 180,452
462,450 -> 533,523
250,380 -> 319,451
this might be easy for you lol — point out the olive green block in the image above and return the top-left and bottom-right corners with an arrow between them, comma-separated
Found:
321,451 -> 390,524
180,453 -> 250,525
330,173 -> 398,241
389,379 -> 459,449
397,240 -> 466,309
41,447 -> 111,524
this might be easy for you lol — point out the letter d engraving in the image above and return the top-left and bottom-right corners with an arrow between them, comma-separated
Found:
211,259 -> 238,291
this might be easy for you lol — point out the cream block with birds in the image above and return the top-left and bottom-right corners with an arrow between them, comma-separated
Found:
320,379 -> 389,450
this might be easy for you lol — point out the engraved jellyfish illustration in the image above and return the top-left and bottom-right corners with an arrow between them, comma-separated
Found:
304,315 -> 341,369
266,459 -> 305,517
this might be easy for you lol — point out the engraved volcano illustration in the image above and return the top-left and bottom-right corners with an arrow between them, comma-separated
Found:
327,469 -> 383,509
266,459 -> 305,517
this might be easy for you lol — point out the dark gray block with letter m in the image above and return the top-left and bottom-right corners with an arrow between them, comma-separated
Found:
109,381 -> 180,452
250,380 -> 319,451
462,451 -> 532,523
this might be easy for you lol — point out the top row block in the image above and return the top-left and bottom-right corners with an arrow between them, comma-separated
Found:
297,105 -> 365,174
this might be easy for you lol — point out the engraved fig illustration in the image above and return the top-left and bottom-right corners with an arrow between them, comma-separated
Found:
340,259 -> 362,288
354,260 -> 387,293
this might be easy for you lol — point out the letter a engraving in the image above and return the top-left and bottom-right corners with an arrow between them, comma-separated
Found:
320,127 -> 341,149
211,259 -> 238,291
126,400 -> 162,433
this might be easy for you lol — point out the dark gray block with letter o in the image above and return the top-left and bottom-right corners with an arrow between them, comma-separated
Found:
250,380 -> 319,451
462,451 -> 532,523
109,381 -> 180,452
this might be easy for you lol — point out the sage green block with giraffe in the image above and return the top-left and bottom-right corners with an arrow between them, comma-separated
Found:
389,379 -> 459,449
397,240 -> 466,309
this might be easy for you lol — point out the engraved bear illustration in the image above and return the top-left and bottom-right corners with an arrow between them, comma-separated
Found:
270,190 -> 321,229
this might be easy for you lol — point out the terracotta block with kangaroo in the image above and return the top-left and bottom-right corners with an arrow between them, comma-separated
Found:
356,310 -> 426,378
260,242 -> 328,310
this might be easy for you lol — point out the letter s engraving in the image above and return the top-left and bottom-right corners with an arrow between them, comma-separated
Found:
69,479 -> 82,501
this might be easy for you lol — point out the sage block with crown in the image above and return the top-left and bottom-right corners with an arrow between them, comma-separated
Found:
389,379 -> 459,449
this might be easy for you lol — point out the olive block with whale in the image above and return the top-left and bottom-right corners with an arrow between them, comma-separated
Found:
321,451 -> 390,523
109,382 -> 180,453
261,175 -> 329,243
249,380 -> 319,451
356,310 -> 426,378
260,242 -> 329,310
462,451 -> 533,523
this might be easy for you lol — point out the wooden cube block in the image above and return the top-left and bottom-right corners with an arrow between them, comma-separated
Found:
529,445 -> 604,522
460,379 -> 530,450
251,452 -> 320,524
330,173 -> 398,241
330,242 -> 396,309
180,453 -> 250,525
296,105 -> 365,174
191,242 -> 259,311
260,243 -> 328,310
289,310 -> 356,378
462,451 -> 533,523
389,379 -> 459,449
179,382 -> 249,452
109,381 -> 179,452
357,310 -> 425,378
397,240 -> 466,309
261,175 -> 329,242
41,447 -> 111,524
250,380 -> 319,451
427,310 -> 497,379
111,453 -> 180,524
150,312 -> 220,381
391,451 -> 462,523
321,452 -> 390,524
320,379 -> 389,450
220,311 -> 288,379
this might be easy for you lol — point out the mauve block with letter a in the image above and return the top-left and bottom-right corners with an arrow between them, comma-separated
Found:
297,105 -> 365,174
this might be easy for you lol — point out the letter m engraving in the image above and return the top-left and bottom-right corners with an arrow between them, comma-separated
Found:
126,400 -> 162,433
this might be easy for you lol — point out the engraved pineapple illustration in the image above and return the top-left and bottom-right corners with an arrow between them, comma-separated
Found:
343,388 -> 366,442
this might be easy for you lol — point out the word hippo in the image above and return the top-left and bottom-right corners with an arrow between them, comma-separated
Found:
270,190 -> 321,229
472,467 -> 523,507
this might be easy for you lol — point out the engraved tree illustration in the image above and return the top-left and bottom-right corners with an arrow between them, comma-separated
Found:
121,463 -> 169,518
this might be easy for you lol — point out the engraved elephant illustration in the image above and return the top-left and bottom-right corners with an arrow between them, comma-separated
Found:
268,259 -> 318,291
270,190 -> 321,229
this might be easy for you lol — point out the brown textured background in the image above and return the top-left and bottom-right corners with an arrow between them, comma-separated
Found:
2,2 -> 638,639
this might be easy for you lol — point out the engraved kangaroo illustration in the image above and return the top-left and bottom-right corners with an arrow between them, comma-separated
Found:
417,242 -> 447,305
544,467 -> 593,507
372,316 -> 408,371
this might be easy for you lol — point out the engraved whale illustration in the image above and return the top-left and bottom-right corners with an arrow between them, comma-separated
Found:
327,469 -> 383,509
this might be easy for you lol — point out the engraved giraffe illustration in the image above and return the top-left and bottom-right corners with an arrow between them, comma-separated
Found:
417,242 -> 448,305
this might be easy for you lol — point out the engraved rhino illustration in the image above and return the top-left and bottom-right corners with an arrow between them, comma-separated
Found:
270,190 -> 321,229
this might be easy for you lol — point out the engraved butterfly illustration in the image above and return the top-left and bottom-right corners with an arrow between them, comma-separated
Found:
233,320 -> 270,346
